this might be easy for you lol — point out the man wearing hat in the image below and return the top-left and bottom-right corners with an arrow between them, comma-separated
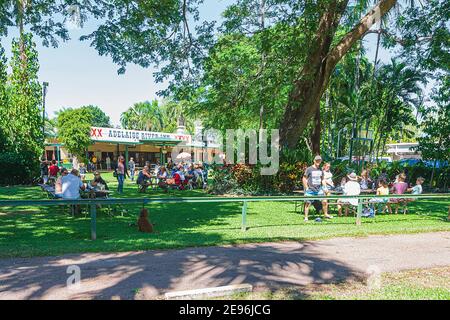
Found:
302,155 -> 333,221
337,172 -> 361,216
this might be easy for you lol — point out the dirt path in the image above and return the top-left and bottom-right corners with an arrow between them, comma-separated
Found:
1,232 -> 449,300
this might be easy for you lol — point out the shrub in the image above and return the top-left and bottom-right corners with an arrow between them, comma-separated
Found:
0,151 -> 40,185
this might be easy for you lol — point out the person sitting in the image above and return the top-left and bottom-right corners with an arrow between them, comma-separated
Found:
408,177 -> 425,195
359,169 -> 373,190
137,166 -> 152,193
405,177 -> 425,207
173,165 -> 187,190
375,168 -> 389,189
368,179 -> 389,215
337,172 -> 361,217
89,171 -> 109,191
157,166 -> 169,192
61,169 -> 85,199
55,167 -> 69,198
196,164 -> 207,188
79,163 -> 87,180
387,173 -> 408,214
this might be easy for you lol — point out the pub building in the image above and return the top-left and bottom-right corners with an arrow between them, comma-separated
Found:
44,120 -> 221,170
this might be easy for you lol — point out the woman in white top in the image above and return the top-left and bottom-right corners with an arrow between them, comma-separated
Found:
322,162 -> 334,194
337,172 -> 361,216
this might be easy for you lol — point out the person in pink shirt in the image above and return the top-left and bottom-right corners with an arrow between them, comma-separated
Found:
387,173 -> 408,214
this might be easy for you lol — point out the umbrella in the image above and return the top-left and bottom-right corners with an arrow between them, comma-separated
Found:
176,152 -> 192,160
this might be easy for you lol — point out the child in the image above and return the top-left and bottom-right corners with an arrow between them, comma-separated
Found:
387,173 -> 408,214
359,169 -> 373,190
367,179 -> 389,216
405,177 -> 425,208
409,177 -> 425,195
79,163 -> 87,181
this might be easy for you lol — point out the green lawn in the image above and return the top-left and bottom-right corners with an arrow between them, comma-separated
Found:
0,172 -> 449,258
227,267 -> 450,300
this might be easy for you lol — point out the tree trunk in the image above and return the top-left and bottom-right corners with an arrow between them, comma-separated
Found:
311,107 -> 321,155
279,0 -> 397,149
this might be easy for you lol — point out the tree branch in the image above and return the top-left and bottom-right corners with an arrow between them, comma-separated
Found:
327,0 -> 397,69
365,29 -> 433,45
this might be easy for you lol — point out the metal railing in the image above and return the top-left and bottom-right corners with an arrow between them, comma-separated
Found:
0,194 -> 448,240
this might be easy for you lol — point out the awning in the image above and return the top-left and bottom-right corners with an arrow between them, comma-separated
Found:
139,137 -> 183,147
92,140 -> 144,146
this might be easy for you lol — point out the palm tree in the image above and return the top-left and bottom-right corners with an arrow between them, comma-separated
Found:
120,100 -> 164,131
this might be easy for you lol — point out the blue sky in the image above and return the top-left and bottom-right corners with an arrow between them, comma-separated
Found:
0,0 -> 394,127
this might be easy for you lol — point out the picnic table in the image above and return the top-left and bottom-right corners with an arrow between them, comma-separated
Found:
292,188 -> 376,214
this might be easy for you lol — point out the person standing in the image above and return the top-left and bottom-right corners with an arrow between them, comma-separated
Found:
40,159 -> 49,184
116,156 -> 129,194
106,155 -> 111,171
72,156 -> 79,171
92,154 -> 98,171
129,157 -> 136,181
302,155 -> 332,221
48,160 -> 60,179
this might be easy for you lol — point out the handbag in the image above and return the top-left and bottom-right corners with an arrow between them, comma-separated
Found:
113,169 -> 118,178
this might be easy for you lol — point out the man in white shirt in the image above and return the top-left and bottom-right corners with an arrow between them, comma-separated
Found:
337,172 -> 361,216
61,169 -> 86,200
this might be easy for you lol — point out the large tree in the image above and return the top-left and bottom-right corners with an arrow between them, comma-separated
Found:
56,107 -> 93,160
77,0 -> 398,150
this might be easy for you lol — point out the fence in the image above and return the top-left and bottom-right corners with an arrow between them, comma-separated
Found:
0,194 -> 449,240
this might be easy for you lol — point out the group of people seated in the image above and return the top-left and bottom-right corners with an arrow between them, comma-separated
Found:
136,162 -> 208,193
51,169 -> 108,200
303,155 -> 425,221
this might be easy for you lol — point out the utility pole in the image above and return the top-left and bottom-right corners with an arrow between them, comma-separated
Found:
42,82 -> 49,138
42,82 -> 49,158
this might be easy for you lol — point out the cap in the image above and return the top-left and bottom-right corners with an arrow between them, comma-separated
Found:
314,155 -> 322,161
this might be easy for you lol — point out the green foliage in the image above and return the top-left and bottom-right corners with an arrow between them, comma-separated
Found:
0,44 -> 8,152
417,76 -> 450,163
0,151 -> 39,185
56,107 -> 93,160
120,99 -> 194,133
82,105 -> 112,128
0,33 -> 43,185
0,0 -> 87,47
6,33 -> 44,155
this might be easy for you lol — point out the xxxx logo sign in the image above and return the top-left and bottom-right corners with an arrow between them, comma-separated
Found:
90,128 -> 103,138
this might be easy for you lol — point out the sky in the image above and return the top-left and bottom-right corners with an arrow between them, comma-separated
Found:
0,0 -> 395,127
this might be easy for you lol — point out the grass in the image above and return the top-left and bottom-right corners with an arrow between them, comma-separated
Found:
0,172 -> 449,258
226,266 -> 450,300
